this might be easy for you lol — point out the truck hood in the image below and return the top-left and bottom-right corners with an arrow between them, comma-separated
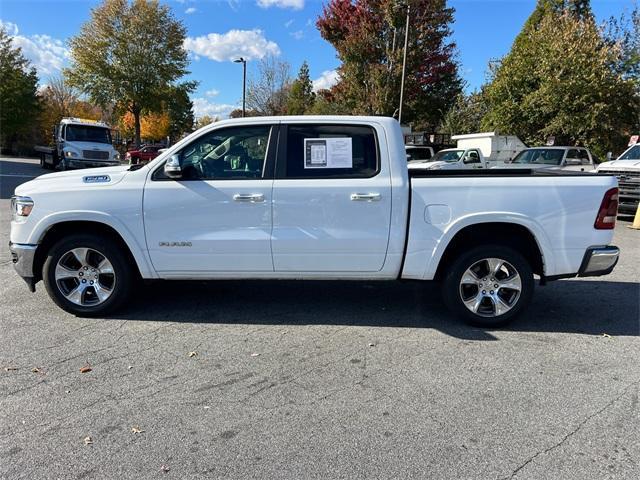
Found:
596,159 -> 640,172
15,165 -> 131,196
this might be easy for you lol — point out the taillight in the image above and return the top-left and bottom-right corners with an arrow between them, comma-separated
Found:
594,187 -> 618,229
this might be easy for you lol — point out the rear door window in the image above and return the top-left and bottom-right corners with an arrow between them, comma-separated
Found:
278,124 -> 379,179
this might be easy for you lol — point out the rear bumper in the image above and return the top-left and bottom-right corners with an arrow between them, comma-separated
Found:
9,242 -> 37,292
577,246 -> 620,277
545,246 -> 619,282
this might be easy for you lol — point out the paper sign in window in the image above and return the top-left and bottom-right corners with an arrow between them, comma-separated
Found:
304,138 -> 353,168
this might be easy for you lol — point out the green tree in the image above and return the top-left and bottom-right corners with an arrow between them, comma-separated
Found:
317,0 -> 461,128
165,85 -> 195,140
482,2 -> 638,156
440,91 -> 489,135
286,61 -> 315,115
66,0 -> 195,147
0,27 -> 40,153
605,5 -> 640,94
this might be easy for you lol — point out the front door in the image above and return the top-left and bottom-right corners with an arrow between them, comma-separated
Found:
143,124 -> 276,273
271,123 -> 392,272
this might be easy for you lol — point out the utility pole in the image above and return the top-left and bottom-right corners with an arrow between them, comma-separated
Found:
398,3 -> 410,125
234,57 -> 247,117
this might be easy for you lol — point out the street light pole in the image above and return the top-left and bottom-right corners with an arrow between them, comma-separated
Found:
234,57 -> 247,117
398,3 -> 410,125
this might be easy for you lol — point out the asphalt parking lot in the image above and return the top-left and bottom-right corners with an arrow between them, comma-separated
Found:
1,156 -> 639,479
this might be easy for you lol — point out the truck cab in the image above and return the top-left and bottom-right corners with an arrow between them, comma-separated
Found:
42,118 -> 121,170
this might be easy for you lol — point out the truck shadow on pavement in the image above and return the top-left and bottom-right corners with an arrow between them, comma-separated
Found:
112,278 -> 639,341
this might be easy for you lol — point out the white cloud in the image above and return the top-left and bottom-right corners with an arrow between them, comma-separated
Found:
0,19 -> 19,35
312,69 -> 340,92
205,89 -> 220,97
1,20 -> 70,78
185,7 -> 197,14
184,29 -> 280,62
290,30 -> 304,40
257,0 -> 304,10
192,98 -> 239,119
284,19 -> 294,29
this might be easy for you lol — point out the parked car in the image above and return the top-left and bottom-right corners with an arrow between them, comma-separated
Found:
10,116 -> 620,327
125,144 -> 163,165
408,147 -> 489,170
405,145 -> 435,163
596,143 -> 640,215
34,117 -> 120,170
499,146 -> 596,171
451,132 -> 527,163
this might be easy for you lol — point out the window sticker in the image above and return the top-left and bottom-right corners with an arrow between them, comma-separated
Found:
304,138 -> 352,168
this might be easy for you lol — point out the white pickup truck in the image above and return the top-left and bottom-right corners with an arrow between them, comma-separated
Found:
407,147 -> 490,170
596,144 -> 640,215
10,116 -> 621,327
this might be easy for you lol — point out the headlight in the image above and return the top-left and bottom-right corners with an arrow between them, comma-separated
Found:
11,196 -> 34,221
65,150 -> 78,158
115,152 -> 121,161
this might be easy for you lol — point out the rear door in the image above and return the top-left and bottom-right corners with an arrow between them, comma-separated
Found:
271,123 -> 392,272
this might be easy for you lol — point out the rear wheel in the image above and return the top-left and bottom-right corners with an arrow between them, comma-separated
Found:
442,245 -> 534,327
43,234 -> 133,317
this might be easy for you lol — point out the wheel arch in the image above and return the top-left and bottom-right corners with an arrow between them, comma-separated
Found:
33,220 -> 150,283
433,221 -> 547,281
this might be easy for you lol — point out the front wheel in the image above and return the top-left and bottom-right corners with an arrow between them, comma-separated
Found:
442,245 -> 534,327
42,234 -> 133,317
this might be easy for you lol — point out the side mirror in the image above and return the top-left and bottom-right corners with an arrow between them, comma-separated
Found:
164,154 -> 182,179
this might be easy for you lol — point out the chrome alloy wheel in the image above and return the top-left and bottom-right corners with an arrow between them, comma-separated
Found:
54,248 -> 116,306
459,257 -> 522,317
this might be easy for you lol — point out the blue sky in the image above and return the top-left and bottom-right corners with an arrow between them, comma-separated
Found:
0,0 -> 633,119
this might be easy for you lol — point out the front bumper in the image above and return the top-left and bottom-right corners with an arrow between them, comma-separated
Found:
9,242 -> 37,292
577,246 -> 620,277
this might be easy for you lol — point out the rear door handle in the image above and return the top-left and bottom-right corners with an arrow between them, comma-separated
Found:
233,193 -> 264,203
350,193 -> 381,202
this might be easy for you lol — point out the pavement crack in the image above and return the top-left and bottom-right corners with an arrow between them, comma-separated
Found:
505,378 -> 640,479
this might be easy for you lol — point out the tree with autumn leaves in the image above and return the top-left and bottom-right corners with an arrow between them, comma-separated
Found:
317,0 -> 462,129
66,0 -> 195,147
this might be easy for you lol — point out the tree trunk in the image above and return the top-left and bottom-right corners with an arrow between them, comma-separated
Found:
133,107 -> 142,148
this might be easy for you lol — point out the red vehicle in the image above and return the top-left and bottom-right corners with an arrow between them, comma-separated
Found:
125,144 -> 163,165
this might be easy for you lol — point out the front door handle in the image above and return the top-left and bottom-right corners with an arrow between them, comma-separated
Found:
233,193 -> 264,203
350,193 -> 381,202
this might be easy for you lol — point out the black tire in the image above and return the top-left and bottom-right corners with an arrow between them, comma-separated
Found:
441,245 -> 534,327
42,234 -> 133,317
40,153 -> 51,170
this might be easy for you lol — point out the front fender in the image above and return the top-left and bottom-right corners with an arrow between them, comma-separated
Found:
27,211 -> 157,279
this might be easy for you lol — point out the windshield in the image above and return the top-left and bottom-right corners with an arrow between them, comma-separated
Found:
512,149 -> 564,165
406,148 -> 433,162
431,150 -> 465,163
66,125 -> 112,144
619,145 -> 640,160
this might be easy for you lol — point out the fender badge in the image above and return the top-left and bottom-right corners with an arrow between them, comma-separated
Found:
159,241 -> 192,247
83,175 -> 111,183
